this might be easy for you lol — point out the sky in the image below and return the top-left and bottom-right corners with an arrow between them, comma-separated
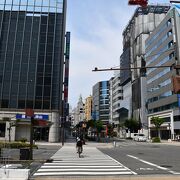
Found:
66,0 -> 170,108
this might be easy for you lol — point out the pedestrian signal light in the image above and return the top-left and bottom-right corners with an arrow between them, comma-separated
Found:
172,75 -> 180,94
128,0 -> 148,7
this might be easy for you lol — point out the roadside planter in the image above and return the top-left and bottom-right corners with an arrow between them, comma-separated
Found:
0,168 -> 30,180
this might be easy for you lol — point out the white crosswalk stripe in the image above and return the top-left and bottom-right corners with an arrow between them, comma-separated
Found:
33,146 -> 136,177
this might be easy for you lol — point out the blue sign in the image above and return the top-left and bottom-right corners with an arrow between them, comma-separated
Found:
16,114 -> 49,120
178,94 -> 180,107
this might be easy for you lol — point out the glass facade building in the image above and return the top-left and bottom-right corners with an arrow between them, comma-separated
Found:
92,81 -> 110,124
0,0 -> 66,110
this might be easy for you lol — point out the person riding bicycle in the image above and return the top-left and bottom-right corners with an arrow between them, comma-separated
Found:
76,137 -> 83,153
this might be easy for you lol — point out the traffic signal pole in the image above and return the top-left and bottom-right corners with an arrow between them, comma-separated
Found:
29,116 -> 34,160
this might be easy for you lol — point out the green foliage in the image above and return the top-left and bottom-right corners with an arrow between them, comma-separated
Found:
0,141 -> 38,149
151,117 -> 165,129
19,137 -> 27,143
106,124 -> 115,137
152,137 -> 161,143
87,120 -> 95,128
124,118 -> 139,133
2,117 -> 11,121
96,120 -> 103,133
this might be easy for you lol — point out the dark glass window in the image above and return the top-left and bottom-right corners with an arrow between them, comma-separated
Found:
0,123 -> 6,137
43,85 -> 51,96
43,100 -> 50,109
35,100 -> 42,109
18,100 -> 25,109
1,99 -> 9,108
36,85 -> 43,96
26,100 -> 33,108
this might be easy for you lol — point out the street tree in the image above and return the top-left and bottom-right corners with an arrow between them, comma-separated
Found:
151,116 -> 165,139
124,118 -> 139,136
2,117 -> 20,142
95,120 -> 103,141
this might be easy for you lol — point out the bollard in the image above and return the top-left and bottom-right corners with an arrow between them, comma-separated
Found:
113,141 -> 116,147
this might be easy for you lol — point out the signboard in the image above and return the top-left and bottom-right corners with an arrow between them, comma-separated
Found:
16,114 -> 49,120
178,94 -> 180,107
128,0 -> 148,7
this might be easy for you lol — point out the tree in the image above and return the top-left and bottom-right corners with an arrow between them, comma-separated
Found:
106,124 -> 115,137
95,120 -> 103,141
2,117 -> 19,142
87,120 -> 95,129
151,116 -> 164,139
124,118 -> 139,136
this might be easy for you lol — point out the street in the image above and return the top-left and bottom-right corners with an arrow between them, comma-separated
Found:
29,139 -> 180,179
100,139 -> 180,175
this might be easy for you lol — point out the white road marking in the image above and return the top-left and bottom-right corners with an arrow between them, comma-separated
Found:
37,168 -> 129,172
107,155 -> 137,175
41,165 -> 123,168
127,154 -> 180,174
33,147 -> 136,177
34,171 -> 133,176
127,155 -> 167,170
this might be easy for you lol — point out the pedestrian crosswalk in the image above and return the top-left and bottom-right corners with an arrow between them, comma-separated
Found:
33,145 -> 136,177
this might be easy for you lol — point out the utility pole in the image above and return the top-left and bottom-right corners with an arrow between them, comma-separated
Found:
25,109 -> 34,160
29,116 -> 34,160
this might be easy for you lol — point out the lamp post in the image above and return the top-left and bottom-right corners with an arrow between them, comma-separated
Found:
168,122 -> 171,140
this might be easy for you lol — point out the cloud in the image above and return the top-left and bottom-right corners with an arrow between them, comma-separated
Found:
67,0 -> 170,107
67,1 -> 136,107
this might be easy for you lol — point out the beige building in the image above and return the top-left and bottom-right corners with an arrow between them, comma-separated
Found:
84,96 -> 92,121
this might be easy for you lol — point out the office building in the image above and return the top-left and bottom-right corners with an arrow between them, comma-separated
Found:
0,0 -> 67,142
84,95 -> 92,121
120,5 -> 170,133
109,72 -> 123,124
146,7 -> 180,139
92,81 -> 110,124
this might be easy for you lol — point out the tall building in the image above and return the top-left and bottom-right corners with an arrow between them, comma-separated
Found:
73,95 -> 85,125
146,7 -> 180,140
120,5 -> 170,133
84,95 -> 92,121
109,72 -> 123,125
0,0 -> 67,142
92,81 -> 110,124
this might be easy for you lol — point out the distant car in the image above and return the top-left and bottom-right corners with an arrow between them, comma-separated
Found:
132,133 -> 138,140
134,133 -> 147,142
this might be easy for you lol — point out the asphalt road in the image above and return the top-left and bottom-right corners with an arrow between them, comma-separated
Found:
99,140 -> 180,176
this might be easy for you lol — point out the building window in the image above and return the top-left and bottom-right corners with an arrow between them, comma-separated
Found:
0,123 -> 6,137
167,18 -> 171,26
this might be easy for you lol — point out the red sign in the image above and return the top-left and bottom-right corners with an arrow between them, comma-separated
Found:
25,109 -> 34,117
128,0 -> 148,7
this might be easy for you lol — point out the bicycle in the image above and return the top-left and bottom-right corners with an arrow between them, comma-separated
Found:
77,146 -> 82,158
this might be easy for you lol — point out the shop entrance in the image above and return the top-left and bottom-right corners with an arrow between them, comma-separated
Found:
34,127 -> 49,141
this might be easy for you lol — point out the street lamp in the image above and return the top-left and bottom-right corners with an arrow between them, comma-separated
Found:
168,122 -> 171,140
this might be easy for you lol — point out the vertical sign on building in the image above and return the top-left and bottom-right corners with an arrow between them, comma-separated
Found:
64,32 -> 70,117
